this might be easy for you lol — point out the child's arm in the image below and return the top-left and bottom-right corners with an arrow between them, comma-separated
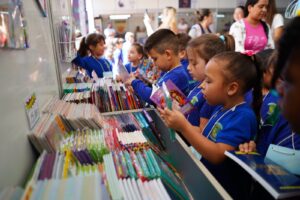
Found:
160,108 -> 235,164
199,118 -> 209,133
125,74 -> 153,103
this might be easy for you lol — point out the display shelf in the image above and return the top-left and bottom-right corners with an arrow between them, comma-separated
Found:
105,109 -> 232,199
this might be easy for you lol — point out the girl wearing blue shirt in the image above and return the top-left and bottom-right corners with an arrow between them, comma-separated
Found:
185,34 -> 233,127
240,50 -> 300,155
161,52 -> 262,163
124,43 -> 146,74
160,52 -> 262,197
72,33 -> 112,78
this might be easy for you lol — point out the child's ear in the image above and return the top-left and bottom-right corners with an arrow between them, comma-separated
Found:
178,50 -> 186,59
227,81 -> 239,96
165,49 -> 172,59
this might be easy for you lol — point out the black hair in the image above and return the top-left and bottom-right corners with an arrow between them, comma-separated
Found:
196,9 -> 211,22
244,0 -> 259,17
144,29 -> 179,55
176,33 -> 191,52
187,34 -> 233,63
212,52 -> 263,123
272,17 -> 300,88
256,49 -> 274,72
237,5 -> 245,10
131,42 -> 148,58
77,33 -> 105,56
77,37 -> 89,57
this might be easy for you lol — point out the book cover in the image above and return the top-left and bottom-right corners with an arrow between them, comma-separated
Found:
150,80 -> 192,115
116,61 -> 131,82
225,151 -> 300,199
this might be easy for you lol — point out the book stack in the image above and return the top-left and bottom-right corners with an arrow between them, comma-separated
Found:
63,82 -> 93,94
60,129 -> 109,164
42,97 -> 104,128
91,79 -> 142,112
22,166 -> 109,200
62,91 -> 91,104
29,98 -> 105,153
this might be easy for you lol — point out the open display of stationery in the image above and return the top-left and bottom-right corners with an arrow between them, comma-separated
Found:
62,78 -> 144,112
21,92 -> 231,199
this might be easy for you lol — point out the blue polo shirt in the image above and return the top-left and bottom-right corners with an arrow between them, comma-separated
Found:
72,55 -> 112,78
186,82 -> 205,126
202,102 -> 257,146
131,65 -> 190,104
200,103 -> 257,198
125,63 -> 139,74
257,91 -> 300,155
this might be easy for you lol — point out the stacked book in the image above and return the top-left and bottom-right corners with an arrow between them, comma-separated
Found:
63,82 -> 93,94
62,91 -> 91,104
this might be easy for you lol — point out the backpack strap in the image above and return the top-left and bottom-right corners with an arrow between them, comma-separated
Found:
260,20 -> 269,39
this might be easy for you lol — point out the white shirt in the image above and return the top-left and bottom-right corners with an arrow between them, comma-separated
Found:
177,22 -> 189,34
188,24 -> 212,38
271,13 -> 284,35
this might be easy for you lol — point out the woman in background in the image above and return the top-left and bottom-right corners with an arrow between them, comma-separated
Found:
144,7 -> 178,36
188,9 -> 214,38
229,0 -> 274,53
265,0 -> 284,45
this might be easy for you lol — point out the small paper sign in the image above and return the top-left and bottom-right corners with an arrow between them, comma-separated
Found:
25,93 -> 40,130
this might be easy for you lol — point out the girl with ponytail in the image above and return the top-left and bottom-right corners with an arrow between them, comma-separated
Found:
160,51 -> 262,198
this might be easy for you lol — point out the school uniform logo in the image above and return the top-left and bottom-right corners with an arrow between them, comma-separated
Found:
209,122 -> 223,142
190,96 -> 198,105
264,103 -> 280,126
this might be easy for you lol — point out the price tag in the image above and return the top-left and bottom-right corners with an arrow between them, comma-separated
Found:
25,93 -> 40,130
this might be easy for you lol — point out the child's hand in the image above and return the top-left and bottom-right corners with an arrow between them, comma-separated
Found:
239,141 -> 256,153
158,106 -> 188,132
124,73 -> 136,86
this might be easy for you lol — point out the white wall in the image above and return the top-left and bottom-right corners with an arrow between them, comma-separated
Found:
92,0 -> 237,15
0,0 -> 59,187
92,0 -> 290,15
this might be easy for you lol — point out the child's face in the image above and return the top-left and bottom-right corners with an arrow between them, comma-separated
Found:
202,59 -> 227,105
276,52 -> 300,132
90,40 -> 106,57
263,67 -> 274,89
187,47 -> 206,81
128,46 -> 141,63
148,49 -> 171,71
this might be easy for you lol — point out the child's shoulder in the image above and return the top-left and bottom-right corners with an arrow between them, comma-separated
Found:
230,103 -> 256,121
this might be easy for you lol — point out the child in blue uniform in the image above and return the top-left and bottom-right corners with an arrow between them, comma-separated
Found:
160,52 -> 262,198
124,43 -> 146,74
72,33 -> 112,78
176,33 -> 195,90
239,50 -> 300,156
272,17 -> 300,134
185,34 -> 234,127
125,29 -> 190,104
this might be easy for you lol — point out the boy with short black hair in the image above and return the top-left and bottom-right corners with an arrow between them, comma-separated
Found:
125,29 -> 190,103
